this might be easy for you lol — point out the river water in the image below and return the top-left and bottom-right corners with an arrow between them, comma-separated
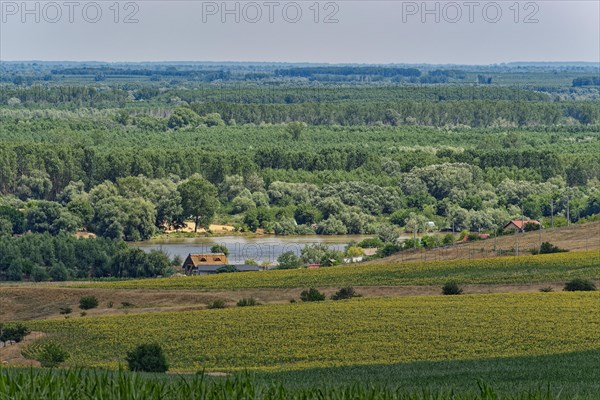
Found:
132,235 -> 374,265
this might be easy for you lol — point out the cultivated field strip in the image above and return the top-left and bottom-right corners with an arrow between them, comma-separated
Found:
74,251 -> 600,290
25,292 -> 600,371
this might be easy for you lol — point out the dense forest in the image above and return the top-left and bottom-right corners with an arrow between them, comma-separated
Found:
1,62 -> 599,281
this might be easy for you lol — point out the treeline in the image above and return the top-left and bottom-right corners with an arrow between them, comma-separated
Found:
0,233 -> 174,281
1,86 -> 129,108
275,67 -> 422,78
1,85 -> 552,107
572,77 -> 600,87
2,142 -> 598,197
191,101 -> 598,126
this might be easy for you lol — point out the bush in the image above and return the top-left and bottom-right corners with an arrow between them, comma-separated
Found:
38,343 -> 69,368
59,307 -> 72,315
331,287 -> 360,300
539,287 -> 554,292
356,238 -> 384,248
276,251 -> 303,269
300,288 -> 325,302
564,279 -> 597,292
377,244 -> 402,257
537,242 -> 568,255
0,323 -> 30,343
237,297 -> 259,307
442,233 -> 455,245
79,296 -> 99,310
442,281 -> 463,295
207,299 -> 227,309
126,343 -> 169,373
215,265 -> 238,274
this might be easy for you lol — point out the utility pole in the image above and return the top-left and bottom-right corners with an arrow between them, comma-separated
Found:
550,199 -> 554,229
538,222 -> 542,252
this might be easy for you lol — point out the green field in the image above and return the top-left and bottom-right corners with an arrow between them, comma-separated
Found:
2,351 -> 600,400
75,251 -> 600,290
24,292 -> 600,372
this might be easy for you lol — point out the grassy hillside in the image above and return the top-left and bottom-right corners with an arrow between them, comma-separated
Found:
373,221 -> 600,264
74,251 -> 600,290
23,292 -> 600,371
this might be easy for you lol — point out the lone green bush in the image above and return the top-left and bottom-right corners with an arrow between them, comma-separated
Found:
59,307 -> 72,315
79,296 -> 99,310
126,343 -> 168,373
300,288 -> 325,302
331,286 -> 360,300
207,299 -> 227,309
237,298 -> 259,307
538,242 -> 568,254
442,281 -> 463,295
564,278 -> 597,292
0,323 -> 30,343
38,343 -> 69,368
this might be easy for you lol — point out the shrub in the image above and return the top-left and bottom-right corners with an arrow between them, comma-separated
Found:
300,288 -> 325,302
207,299 -> 227,309
524,222 -> 541,232
59,307 -> 72,315
377,244 -> 402,257
442,233 -> 455,245
467,233 -> 481,242
237,297 -> 259,307
356,238 -> 384,248
402,238 -> 421,250
276,251 -> 303,269
331,287 -> 361,300
0,323 -> 30,343
564,279 -> 597,292
442,281 -> 463,295
37,343 -> 69,368
125,343 -> 169,373
539,287 -> 554,292
120,302 -> 135,308
79,296 -> 99,310
216,265 -> 239,274
537,242 -> 568,255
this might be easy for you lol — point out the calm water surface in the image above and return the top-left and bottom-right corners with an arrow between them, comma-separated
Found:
132,235 -> 374,264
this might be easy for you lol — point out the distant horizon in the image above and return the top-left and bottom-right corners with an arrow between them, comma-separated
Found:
1,59 -> 598,66
2,1 -> 597,65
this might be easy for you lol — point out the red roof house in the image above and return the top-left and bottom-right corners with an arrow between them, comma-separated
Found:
503,220 -> 540,232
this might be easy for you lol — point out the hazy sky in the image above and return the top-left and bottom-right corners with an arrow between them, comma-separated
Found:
1,0 -> 598,64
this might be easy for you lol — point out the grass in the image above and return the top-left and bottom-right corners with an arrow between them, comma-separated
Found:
2,366 -> 595,400
73,251 -> 600,290
251,349 -> 600,396
377,221 -> 600,264
22,292 -> 600,372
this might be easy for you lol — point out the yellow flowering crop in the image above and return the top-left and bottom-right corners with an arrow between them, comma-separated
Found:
76,251 -> 599,290
27,292 -> 600,372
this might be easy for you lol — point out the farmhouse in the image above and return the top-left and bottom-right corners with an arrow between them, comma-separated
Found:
503,219 -> 540,233
182,253 -> 261,275
183,253 -> 227,275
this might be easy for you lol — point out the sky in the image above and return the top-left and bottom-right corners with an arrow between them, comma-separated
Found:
1,0 -> 599,64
